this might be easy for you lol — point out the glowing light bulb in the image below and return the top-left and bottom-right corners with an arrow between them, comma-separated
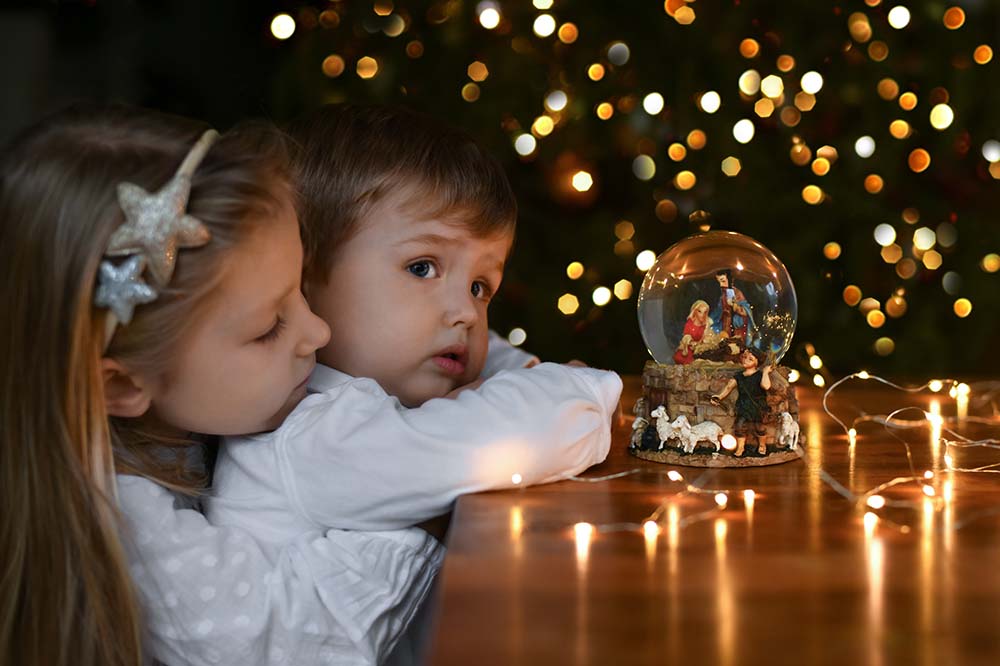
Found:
922,485 -> 936,497
887,6 -> 911,29
733,119 -> 755,143
800,71 -> 824,94
643,93 -> 665,115
699,91 -> 721,113
477,3 -> 501,29
721,434 -> 737,451
813,374 -> 826,387
514,133 -> 537,156
635,250 -> 656,271
571,170 -> 593,192
533,14 -> 556,37
270,14 -> 296,40
809,355 -> 823,370
855,136 -> 876,158
857,371 -> 870,379
667,470 -> 684,482
929,379 -> 943,392
867,495 -> 886,509
923,470 -> 934,480
714,493 -> 728,508
643,520 -> 660,537
511,473 -> 523,485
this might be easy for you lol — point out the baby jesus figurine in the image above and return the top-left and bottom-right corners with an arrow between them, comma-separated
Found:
710,347 -> 772,456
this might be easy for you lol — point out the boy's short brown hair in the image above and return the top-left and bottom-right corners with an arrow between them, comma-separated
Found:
287,104 -> 517,285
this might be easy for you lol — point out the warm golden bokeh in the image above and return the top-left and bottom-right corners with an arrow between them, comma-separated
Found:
823,242 -> 842,260
588,63 -> 605,81
596,102 -> 614,120
356,56 -> 379,78
558,23 -> 579,43
812,158 -> 830,176
899,92 -> 917,111
877,78 -> 900,100
777,54 -> 795,72
943,7 -> 966,30
461,83 -> 480,102
866,310 -> 886,328
868,41 -> 889,61
321,55 -> 346,78
655,199 -> 678,222
686,130 -> 707,150
802,185 -> 823,204
889,119 -> 911,139
843,285 -> 863,306
974,45 -> 993,64
668,143 -> 687,161
467,61 -> 489,81
674,170 -> 697,190
908,148 -> 931,173
790,143 -> 812,166
739,38 -> 760,58
864,174 -> 884,193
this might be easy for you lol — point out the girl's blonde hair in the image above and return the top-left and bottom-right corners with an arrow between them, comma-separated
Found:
0,105 -> 293,666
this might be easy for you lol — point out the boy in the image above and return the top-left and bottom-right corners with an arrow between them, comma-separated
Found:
206,106 -> 621,663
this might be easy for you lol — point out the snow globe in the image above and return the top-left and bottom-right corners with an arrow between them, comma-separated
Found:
630,231 -> 802,467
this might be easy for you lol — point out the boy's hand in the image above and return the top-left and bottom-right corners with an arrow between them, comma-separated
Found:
445,378 -> 485,399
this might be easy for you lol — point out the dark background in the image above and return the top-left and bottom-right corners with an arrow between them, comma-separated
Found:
3,0 -> 999,381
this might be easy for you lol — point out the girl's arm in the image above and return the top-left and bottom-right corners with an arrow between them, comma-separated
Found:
216,363 -> 621,532
117,474 -> 440,666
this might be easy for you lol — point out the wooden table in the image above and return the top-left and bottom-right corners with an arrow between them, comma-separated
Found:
428,377 -> 1000,665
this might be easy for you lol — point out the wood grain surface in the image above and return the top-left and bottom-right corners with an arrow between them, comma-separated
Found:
427,376 -> 1000,665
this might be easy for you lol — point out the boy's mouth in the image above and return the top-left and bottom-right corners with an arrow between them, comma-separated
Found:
432,344 -> 468,376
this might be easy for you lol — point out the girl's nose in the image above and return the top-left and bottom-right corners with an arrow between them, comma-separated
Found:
295,295 -> 331,356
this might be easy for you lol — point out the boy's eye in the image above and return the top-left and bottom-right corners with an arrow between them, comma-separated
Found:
254,316 -> 285,344
406,260 -> 438,279
471,281 -> 493,301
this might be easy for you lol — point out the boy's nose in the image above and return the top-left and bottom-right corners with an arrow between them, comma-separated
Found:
442,285 -> 479,329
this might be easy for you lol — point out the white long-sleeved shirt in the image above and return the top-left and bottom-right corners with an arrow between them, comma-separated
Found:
207,361 -> 622,533
118,336 -> 621,665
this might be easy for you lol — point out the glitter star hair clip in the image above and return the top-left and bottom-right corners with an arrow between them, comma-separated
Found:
94,129 -> 219,348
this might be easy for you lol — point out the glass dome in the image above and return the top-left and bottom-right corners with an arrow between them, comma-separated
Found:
637,231 -> 797,366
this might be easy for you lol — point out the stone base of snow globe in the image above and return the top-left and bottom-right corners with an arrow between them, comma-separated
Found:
629,360 -> 803,468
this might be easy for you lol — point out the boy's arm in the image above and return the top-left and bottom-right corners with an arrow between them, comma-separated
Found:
481,329 -> 540,377
276,363 -> 622,531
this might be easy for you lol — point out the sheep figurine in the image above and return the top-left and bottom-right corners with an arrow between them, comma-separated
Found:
669,415 -> 723,454
777,411 -> 800,450
649,405 -> 681,451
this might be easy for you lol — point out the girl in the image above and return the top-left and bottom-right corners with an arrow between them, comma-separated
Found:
0,105 -> 437,666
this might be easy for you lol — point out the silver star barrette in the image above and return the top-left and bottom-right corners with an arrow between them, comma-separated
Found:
94,255 -> 158,325
96,129 -> 219,349
105,129 -> 219,286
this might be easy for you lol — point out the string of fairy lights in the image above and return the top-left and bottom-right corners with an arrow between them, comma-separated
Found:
263,0 -> 999,375
544,372 -> 999,551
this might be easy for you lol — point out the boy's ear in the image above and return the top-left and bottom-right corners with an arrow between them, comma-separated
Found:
100,358 -> 153,418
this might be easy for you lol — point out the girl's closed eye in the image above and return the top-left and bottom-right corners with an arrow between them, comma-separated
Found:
254,316 -> 285,343
406,259 -> 438,279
